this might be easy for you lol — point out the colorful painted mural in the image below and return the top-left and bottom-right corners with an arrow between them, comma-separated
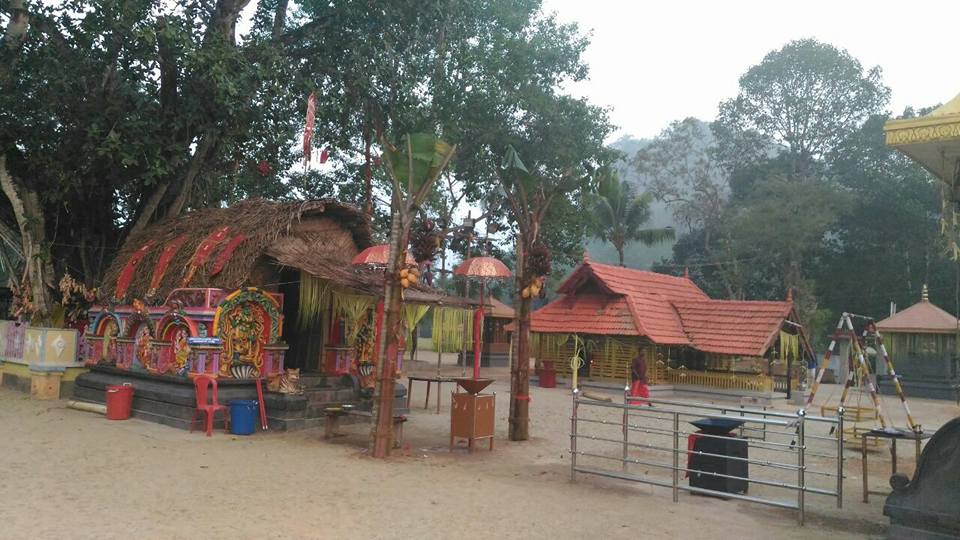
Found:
83,287 -> 287,380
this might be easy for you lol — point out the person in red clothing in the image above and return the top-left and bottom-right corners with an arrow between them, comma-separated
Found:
629,348 -> 652,406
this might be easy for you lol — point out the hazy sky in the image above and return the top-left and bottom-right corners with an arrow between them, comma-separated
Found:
542,0 -> 960,141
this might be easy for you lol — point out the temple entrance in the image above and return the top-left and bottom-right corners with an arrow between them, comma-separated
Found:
278,268 -> 323,372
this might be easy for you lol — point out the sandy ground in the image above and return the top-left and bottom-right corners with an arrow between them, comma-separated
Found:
1,358 -> 958,540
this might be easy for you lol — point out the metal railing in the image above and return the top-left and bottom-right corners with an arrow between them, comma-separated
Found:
570,388 -> 844,525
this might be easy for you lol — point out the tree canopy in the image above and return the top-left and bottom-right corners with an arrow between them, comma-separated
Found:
640,39 -> 953,344
589,171 -> 674,266
0,0 -> 612,319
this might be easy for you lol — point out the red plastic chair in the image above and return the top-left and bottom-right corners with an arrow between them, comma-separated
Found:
190,375 -> 230,436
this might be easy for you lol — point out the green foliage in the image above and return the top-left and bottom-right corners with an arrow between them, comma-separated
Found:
589,171 -> 674,266
0,0 -> 610,296
381,134 -> 456,196
644,39 -> 955,347
714,38 -> 890,174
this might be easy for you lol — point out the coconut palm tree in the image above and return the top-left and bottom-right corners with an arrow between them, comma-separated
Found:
591,172 -> 675,266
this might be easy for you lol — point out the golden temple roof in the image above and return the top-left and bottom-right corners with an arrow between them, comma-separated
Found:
884,93 -> 960,182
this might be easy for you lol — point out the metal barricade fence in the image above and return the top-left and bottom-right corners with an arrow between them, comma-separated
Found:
569,388 -> 844,526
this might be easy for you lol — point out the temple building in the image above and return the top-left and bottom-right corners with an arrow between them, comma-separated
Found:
73,199 -> 476,429
876,286 -> 960,400
529,257 -> 813,398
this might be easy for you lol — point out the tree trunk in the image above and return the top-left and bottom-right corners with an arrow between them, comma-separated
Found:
0,156 -> 54,318
509,240 -> 530,440
127,181 -> 170,238
371,204 -> 403,457
617,244 -> 625,267
363,119 -> 373,216
165,133 -> 217,219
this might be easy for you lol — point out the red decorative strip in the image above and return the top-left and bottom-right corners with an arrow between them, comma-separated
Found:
147,235 -> 188,295
115,241 -> 154,300
180,226 -> 231,287
209,234 -> 247,277
514,395 -> 531,402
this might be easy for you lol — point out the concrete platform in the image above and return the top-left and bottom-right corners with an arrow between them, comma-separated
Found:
72,366 -> 408,431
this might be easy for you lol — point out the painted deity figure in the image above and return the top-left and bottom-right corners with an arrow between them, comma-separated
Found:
352,316 -> 376,398
173,330 -> 191,373
221,305 -> 264,377
134,324 -> 155,371
100,318 -> 119,365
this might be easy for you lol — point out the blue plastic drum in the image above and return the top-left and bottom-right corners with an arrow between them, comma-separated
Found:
229,400 -> 258,435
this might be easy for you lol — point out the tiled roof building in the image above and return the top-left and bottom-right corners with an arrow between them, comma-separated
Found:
530,257 -> 809,395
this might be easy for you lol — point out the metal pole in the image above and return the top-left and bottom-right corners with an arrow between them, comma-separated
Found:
436,307 -> 443,377
836,406 -> 844,508
845,315 -> 889,429
622,385 -> 630,472
571,388 -> 579,482
672,411 -> 680,503
804,316 -> 846,413
797,409 -> 806,526
877,338 -> 918,430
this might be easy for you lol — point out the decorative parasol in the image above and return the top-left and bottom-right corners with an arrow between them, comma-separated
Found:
453,256 -> 511,279
453,256 -> 512,380
351,244 -> 416,267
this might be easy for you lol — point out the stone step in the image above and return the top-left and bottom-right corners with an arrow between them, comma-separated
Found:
304,388 -> 357,404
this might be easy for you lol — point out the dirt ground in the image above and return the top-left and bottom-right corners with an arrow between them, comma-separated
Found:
1,361 -> 957,540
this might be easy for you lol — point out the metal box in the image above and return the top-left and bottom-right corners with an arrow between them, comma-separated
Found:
450,392 -> 495,452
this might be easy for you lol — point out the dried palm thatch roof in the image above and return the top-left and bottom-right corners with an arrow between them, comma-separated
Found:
274,244 -> 479,308
102,199 -> 373,301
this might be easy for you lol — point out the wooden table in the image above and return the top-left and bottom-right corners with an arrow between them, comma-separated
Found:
406,375 -> 457,414
861,427 -> 932,502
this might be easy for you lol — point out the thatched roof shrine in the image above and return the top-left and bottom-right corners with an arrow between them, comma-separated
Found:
102,199 -> 372,302
101,198 -> 476,308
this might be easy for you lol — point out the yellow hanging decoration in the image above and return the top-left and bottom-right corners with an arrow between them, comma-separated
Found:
779,331 -> 800,365
297,273 -> 331,332
332,290 -> 376,345
402,304 -> 431,334
431,307 -> 474,353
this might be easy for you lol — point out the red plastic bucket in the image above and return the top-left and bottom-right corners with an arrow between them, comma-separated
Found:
105,384 -> 134,420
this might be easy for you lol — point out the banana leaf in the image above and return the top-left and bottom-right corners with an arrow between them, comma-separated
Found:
382,133 -> 455,193
500,144 -> 536,193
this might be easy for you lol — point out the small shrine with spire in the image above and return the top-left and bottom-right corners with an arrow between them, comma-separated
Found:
875,285 -> 960,400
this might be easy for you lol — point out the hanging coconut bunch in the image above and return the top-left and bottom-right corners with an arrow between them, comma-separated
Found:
521,276 -> 546,299
410,219 -> 442,263
520,242 -> 551,300
398,264 -> 420,289
526,242 -> 552,277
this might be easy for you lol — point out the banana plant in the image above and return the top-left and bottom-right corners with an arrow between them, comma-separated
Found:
370,133 -> 456,458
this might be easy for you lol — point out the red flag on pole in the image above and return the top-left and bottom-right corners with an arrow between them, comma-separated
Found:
303,92 -> 316,167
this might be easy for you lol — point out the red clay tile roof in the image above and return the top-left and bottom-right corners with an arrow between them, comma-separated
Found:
540,260 -> 706,344
528,294 -> 638,336
529,259 -> 796,356
673,300 -> 793,356
876,299 -> 960,334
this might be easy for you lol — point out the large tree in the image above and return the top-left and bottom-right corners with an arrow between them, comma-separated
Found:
648,40 -> 891,316
0,0 -> 606,322
496,93 -> 615,441
714,39 -> 890,176
813,112 -> 956,321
